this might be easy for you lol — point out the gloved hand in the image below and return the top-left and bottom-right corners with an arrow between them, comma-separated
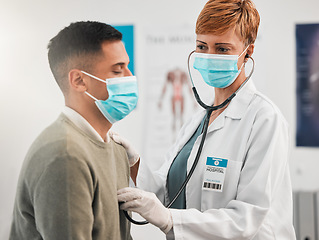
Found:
118,187 -> 173,234
109,131 -> 140,167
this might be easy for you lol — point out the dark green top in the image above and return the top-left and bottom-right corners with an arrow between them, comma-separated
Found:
167,117 -> 205,209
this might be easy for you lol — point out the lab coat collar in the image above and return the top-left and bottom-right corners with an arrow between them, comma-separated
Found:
200,80 -> 256,133
169,80 -> 257,162
223,80 -> 256,120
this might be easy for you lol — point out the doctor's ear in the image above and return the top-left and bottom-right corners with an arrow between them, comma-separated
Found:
246,44 -> 254,57
69,69 -> 87,92
244,44 -> 254,62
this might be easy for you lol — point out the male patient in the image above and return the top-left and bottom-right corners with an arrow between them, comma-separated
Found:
9,21 -> 139,240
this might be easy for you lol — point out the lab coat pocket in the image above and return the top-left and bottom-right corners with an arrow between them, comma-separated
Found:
201,159 -> 243,211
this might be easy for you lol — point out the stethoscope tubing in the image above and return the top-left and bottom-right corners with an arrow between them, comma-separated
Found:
122,108 -> 213,225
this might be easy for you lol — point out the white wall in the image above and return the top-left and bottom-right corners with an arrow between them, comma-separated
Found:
0,0 -> 319,239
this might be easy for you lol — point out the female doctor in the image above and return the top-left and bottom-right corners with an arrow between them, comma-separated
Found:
115,0 -> 296,239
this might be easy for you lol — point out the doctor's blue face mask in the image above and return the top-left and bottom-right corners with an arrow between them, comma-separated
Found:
193,45 -> 249,88
81,71 -> 139,124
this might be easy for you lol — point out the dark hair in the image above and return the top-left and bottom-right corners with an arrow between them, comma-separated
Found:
47,21 -> 122,92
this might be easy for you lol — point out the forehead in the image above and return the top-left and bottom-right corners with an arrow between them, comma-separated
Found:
196,28 -> 244,46
100,40 -> 129,64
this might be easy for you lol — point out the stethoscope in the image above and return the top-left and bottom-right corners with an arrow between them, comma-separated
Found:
123,50 -> 255,225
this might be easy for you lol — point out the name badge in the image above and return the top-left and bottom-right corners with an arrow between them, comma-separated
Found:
202,157 -> 228,192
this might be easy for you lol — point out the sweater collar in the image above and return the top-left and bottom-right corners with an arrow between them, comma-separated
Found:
62,106 -> 110,143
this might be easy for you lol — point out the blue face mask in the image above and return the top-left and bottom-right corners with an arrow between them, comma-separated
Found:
82,71 -> 138,124
193,46 -> 248,88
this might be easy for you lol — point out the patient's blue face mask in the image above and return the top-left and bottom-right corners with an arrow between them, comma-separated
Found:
193,46 -> 249,88
81,71 -> 138,124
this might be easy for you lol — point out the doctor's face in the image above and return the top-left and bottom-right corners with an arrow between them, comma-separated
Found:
196,28 -> 253,68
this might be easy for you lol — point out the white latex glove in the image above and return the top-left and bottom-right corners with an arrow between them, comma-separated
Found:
109,131 -> 140,167
118,187 -> 173,234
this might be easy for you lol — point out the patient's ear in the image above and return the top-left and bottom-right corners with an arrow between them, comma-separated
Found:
68,69 -> 87,92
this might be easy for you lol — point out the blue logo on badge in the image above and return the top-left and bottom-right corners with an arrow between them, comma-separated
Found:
206,157 -> 228,168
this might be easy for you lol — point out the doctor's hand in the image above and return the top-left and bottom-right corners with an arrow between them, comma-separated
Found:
118,187 -> 173,234
109,131 -> 140,167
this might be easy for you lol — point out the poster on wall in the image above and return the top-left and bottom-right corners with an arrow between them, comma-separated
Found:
142,25 -> 211,171
296,24 -> 319,147
114,25 -> 135,75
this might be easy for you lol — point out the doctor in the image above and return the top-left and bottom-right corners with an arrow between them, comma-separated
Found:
116,0 -> 296,239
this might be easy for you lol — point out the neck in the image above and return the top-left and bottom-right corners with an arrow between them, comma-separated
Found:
66,96 -> 112,142
84,113 -> 112,142
214,72 -> 246,106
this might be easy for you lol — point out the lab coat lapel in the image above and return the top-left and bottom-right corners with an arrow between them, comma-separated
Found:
206,80 -> 257,134
171,80 -> 256,164
207,112 -> 225,133
224,80 -> 256,119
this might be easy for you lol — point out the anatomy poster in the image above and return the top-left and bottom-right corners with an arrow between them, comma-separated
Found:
142,25 -> 211,170
296,24 -> 319,147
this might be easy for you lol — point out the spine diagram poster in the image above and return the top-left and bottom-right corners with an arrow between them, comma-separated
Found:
142,25 -> 205,171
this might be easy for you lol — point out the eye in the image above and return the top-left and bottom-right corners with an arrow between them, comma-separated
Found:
216,47 -> 230,53
112,71 -> 122,75
196,44 -> 208,51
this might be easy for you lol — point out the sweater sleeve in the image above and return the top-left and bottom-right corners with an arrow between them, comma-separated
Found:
33,155 -> 95,240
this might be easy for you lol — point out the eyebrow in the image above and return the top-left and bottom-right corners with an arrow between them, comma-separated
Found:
112,62 -> 125,67
196,40 -> 207,45
196,40 -> 233,46
215,43 -> 233,46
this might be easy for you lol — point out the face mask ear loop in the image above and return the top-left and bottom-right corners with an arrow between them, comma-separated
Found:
81,71 -> 107,84
238,44 -> 250,59
239,62 -> 245,71
234,55 -> 255,95
85,91 -> 98,101
237,44 -> 250,71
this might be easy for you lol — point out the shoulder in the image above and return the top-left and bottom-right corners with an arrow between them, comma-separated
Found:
21,115 -> 96,182
251,90 -> 287,125
27,115 -> 85,159
228,81 -> 289,139
240,88 -> 289,140
235,81 -> 287,126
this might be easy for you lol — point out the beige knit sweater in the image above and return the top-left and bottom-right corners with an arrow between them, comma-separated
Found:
10,113 -> 132,240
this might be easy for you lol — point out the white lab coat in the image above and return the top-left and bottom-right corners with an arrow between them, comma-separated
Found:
137,81 -> 296,240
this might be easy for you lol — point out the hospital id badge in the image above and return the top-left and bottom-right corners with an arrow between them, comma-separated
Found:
202,157 -> 228,192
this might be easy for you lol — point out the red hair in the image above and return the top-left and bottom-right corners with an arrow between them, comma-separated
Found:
196,0 -> 260,45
